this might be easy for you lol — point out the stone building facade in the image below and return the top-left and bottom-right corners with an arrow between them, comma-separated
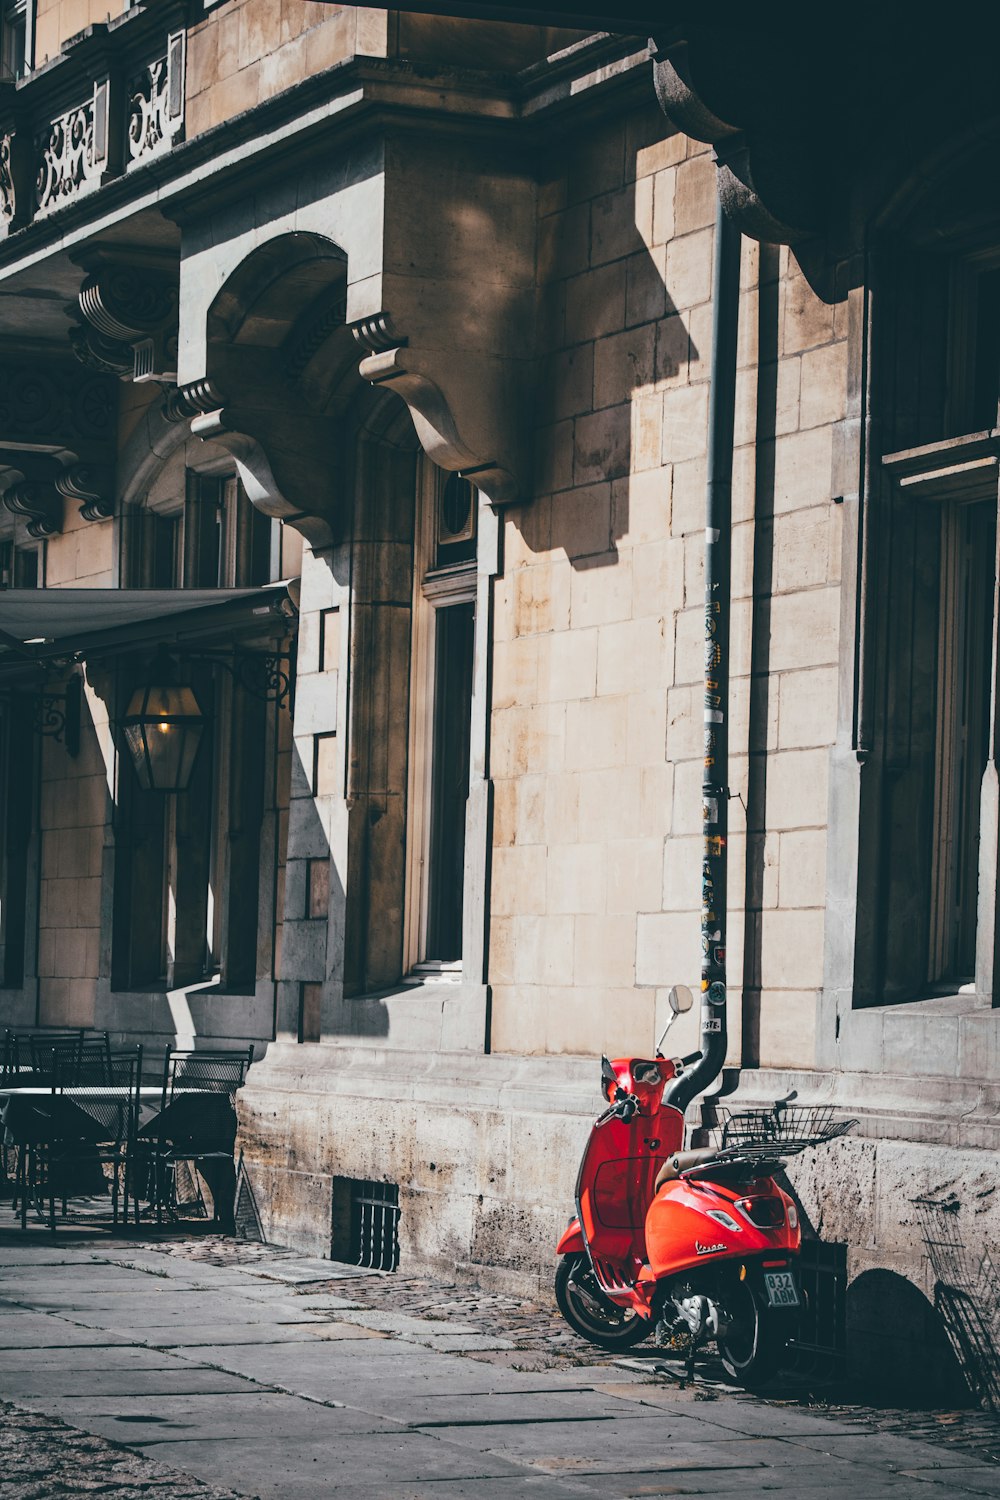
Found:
0,2 -> 998,1386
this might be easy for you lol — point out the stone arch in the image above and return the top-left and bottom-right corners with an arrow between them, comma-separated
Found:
181,231 -> 356,549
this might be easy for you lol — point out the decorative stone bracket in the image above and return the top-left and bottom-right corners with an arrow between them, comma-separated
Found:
70,255 -> 179,383
170,375 -> 341,551
0,360 -> 116,529
350,311 -> 526,509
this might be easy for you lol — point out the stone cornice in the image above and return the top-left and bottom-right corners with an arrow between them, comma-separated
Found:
0,40 -> 651,277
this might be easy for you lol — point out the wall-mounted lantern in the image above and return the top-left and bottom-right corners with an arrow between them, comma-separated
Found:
121,650 -> 205,792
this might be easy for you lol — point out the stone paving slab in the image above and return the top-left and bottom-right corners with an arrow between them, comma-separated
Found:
0,1312 -> 132,1347
0,1365 -> 263,1398
255,1257 -> 386,1284
17,1390 -> 404,1443
412,1411 -> 742,1455
130,1432 -> 531,1491
110,1321 -> 343,1347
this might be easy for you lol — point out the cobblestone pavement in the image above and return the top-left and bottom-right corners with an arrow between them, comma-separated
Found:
0,1400 -> 249,1500
160,1233 -> 1000,1470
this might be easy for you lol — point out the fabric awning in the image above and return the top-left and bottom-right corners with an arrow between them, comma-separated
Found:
0,585 -> 295,672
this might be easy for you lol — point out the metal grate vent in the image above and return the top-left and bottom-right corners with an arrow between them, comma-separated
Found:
331,1177 -> 399,1271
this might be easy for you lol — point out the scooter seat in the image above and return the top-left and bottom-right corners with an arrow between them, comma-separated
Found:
654,1149 -> 718,1190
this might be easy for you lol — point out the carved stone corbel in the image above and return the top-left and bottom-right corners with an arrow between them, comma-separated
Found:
2,479 -> 62,538
71,258 -> 179,384
350,311 -> 523,508
180,380 -> 339,550
54,463 -> 113,521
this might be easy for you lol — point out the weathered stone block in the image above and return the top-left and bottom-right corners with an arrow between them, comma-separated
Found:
766,748 -> 830,830
593,324 -> 655,411
574,403 -> 631,485
564,262 -> 626,344
661,382 -> 709,466
545,842 -> 606,915
570,550 -> 633,628
665,227 -> 713,310
626,688 -> 667,766
574,911 -> 636,987
590,186 -> 640,267
551,481 -> 614,559
490,845 -> 547,916
625,246 -> 667,326
636,910 -> 700,989
564,695 -> 627,770
776,666 -> 839,749
596,616 -> 670,696
535,626 -> 598,704
756,989 -> 819,1068
606,838 -> 663,915
577,765 -> 640,842
672,154 -> 716,236
799,339 -> 848,429
777,828 -> 828,909
771,424 -> 835,514
767,588 -> 840,670
614,467 -> 672,549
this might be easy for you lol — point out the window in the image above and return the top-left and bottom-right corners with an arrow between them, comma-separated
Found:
0,536 -> 41,589
0,703 -> 30,986
404,469 -> 477,972
132,471 -> 274,589
0,0 -> 28,81
112,662 -> 268,992
862,251 -> 1000,1004
928,499 -> 995,987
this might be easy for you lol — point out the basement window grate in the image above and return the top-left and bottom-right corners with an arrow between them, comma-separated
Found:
331,1177 -> 400,1271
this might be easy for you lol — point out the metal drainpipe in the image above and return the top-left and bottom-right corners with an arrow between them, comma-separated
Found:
665,197 -> 741,1116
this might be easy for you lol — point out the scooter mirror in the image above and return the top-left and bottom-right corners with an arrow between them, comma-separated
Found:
668,984 -> 694,1015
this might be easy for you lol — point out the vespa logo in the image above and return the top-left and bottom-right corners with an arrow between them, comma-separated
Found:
695,1241 -> 727,1256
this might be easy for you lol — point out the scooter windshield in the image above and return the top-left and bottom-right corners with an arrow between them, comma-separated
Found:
575,1105 -> 684,1292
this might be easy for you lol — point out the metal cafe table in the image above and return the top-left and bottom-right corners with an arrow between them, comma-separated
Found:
0,1084 -> 236,1231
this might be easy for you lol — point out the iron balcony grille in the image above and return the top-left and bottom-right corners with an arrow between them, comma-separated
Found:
332,1177 -> 400,1272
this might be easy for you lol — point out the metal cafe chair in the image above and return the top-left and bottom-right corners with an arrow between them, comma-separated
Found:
28,1032 -> 111,1085
143,1046 -> 254,1227
6,1051 -> 107,1234
74,1046 -> 144,1227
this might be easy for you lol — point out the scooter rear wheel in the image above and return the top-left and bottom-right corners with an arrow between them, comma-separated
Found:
555,1253 -> 652,1351
716,1279 -> 784,1388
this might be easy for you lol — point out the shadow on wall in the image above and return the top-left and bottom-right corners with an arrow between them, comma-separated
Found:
848,1269 -> 970,1406
527,107 -> 701,573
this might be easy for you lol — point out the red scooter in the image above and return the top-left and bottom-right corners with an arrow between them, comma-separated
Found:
555,985 -> 853,1387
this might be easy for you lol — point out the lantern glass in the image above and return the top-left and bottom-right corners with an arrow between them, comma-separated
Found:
122,682 -> 205,792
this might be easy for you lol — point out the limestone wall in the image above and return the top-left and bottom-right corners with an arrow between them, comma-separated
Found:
487,104 -> 847,1072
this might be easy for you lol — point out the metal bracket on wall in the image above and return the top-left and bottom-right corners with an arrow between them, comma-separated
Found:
176,648 -> 294,709
35,673 -> 82,756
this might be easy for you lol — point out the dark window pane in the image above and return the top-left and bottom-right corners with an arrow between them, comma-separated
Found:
426,602 -> 475,961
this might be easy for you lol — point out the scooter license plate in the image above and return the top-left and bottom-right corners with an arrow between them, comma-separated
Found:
763,1270 -> 800,1308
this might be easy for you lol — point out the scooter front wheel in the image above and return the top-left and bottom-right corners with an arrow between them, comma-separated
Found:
555,1253 -> 652,1351
716,1278 -> 785,1388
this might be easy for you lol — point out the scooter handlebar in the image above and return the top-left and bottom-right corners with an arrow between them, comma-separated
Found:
595,1093 -> 639,1127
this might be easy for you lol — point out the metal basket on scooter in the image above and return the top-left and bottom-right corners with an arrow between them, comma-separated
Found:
712,1104 -> 856,1164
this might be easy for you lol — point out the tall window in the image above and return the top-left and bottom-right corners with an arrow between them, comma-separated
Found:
114,471 -> 276,992
132,472 -> 273,589
928,499 -> 995,987
404,470 -> 477,971
864,252 -> 1000,1004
